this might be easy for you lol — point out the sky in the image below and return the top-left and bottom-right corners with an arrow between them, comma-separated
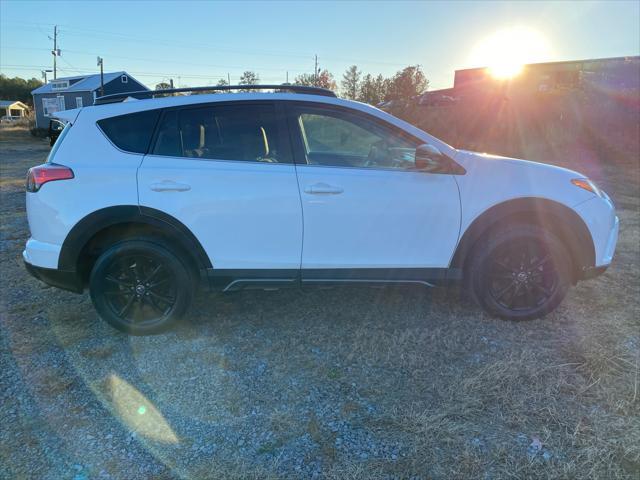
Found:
1,0 -> 639,90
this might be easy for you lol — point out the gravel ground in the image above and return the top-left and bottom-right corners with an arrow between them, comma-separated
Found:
1,127 -> 639,479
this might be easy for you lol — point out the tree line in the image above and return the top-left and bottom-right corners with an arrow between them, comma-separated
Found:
0,75 -> 43,105
156,65 -> 429,106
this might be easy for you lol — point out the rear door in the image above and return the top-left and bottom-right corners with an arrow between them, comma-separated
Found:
138,101 -> 303,272
287,103 -> 461,276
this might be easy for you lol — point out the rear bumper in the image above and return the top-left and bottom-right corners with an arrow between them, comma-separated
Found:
23,237 -> 62,269
23,259 -> 83,293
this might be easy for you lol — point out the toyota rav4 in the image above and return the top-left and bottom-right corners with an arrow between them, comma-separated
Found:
23,85 -> 619,335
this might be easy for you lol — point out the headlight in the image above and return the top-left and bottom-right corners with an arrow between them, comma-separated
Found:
571,178 -> 603,197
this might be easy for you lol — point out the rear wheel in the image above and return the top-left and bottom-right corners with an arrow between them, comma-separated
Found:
89,239 -> 193,335
468,225 -> 572,320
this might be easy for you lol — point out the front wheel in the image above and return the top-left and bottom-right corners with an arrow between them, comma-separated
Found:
89,239 -> 193,335
468,225 -> 572,321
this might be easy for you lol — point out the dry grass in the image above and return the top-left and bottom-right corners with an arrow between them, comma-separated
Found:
1,125 -> 639,479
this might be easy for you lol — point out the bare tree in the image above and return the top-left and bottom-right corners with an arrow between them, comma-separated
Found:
238,71 -> 259,91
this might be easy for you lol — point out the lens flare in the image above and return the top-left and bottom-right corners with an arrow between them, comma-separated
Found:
469,27 -> 552,79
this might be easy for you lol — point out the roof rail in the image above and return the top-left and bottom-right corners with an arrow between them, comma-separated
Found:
94,84 -> 337,105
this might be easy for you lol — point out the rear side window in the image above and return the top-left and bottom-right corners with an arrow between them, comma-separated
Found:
98,109 -> 160,154
151,103 -> 291,163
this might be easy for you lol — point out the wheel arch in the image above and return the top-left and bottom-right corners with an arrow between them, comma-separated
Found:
59,206 -> 212,281
450,197 -> 595,280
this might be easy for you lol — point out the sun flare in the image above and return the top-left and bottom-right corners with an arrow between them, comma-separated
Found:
470,27 -> 552,79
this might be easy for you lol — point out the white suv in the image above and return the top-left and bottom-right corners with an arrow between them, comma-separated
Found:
23,85 -> 619,335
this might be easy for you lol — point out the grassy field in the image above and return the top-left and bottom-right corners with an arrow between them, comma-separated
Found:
1,125 -> 638,479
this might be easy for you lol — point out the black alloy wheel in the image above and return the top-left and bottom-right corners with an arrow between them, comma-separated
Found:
469,225 -> 571,320
487,240 -> 558,312
89,240 -> 193,335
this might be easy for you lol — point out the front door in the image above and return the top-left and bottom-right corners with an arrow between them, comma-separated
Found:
287,103 -> 461,281
138,102 -> 303,277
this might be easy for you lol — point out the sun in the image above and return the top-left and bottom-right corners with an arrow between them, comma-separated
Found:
469,27 -> 552,79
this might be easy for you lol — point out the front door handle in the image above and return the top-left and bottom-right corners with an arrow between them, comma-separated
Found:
150,181 -> 191,192
304,183 -> 344,195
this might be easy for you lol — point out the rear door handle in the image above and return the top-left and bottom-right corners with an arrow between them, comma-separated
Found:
150,181 -> 191,192
304,183 -> 344,195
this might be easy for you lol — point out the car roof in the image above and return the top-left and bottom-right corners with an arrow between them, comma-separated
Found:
72,93 -> 455,155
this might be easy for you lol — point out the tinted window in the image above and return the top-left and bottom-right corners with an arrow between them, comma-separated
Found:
98,109 -> 160,154
151,103 -> 290,163
152,110 -> 181,157
295,108 -> 419,170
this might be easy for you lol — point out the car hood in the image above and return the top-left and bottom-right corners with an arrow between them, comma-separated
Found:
455,149 -> 584,178
452,149 -> 597,207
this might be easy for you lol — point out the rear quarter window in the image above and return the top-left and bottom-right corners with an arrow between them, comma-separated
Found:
47,121 -> 71,162
97,109 -> 160,154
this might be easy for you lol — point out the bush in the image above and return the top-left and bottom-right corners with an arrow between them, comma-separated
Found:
30,127 -> 48,138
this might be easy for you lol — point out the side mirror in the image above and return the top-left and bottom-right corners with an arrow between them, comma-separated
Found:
415,144 -> 445,171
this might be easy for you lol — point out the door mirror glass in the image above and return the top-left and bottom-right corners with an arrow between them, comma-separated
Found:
415,144 -> 446,172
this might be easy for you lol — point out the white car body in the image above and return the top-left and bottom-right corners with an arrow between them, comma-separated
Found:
23,90 -> 618,308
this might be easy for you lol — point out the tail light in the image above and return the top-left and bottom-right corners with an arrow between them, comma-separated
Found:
26,163 -> 74,192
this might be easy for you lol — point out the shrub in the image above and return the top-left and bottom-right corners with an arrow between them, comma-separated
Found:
30,127 -> 48,138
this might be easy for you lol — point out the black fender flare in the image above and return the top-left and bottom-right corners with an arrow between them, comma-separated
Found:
449,197 -> 595,275
58,205 -> 212,272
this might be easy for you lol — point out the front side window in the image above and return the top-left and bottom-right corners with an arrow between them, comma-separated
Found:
294,107 -> 420,170
152,103 -> 289,163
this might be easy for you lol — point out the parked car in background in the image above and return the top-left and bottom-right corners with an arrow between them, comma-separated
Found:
48,119 -> 65,146
23,85 -> 618,335
1,115 -> 24,124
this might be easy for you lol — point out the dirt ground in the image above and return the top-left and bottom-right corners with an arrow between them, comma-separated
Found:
1,126 -> 638,479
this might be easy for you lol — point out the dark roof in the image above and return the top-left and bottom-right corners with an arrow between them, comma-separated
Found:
0,100 -> 28,107
31,71 -> 147,94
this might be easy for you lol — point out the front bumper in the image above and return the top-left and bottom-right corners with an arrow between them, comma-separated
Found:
573,196 -> 619,268
24,259 -> 83,293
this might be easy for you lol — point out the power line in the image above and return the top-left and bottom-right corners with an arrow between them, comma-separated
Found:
2,20 -> 413,67
1,45 -> 310,74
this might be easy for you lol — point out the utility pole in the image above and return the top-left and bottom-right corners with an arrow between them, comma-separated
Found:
314,55 -> 318,86
41,69 -> 52,83
169,78 -> 174,88
51,25 -> 59,79
286,71 -> 289,84
97,57 -> 104,96
227,72 -> 231,85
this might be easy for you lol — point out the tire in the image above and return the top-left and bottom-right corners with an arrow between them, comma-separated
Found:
89,239 -> 194,335
467,224 -> 572,321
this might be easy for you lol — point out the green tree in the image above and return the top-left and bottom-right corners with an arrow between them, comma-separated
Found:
0,75 -> 43,105
358,73 -> 390,105
155,82 -> 172,90
294,69 -> 336,90
341,65 -> 361,100
385,65 -> 428,102
216,78 -> 229,87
